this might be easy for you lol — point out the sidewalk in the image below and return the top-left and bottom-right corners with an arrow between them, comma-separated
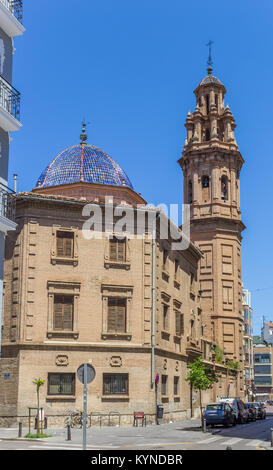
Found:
0,417 -> 206,446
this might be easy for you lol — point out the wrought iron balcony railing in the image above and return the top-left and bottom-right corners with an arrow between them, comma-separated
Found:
0,0 -> 23,24
0,74 -> 20,121
0,183 -> 16,222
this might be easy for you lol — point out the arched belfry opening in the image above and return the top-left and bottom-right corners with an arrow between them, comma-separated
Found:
221,175 -> 228,201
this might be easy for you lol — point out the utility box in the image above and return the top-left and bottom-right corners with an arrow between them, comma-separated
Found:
157,405 -> 164,419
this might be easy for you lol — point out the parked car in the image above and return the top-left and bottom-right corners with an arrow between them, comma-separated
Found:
219,397 -> 248,424
203,403 -> 236,428
245,403 -> 257,421
251,402 -> 266,419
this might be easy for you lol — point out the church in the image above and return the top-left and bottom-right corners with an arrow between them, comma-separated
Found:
0,63 -> 245,426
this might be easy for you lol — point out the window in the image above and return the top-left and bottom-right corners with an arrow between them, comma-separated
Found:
215,94 -> 218,108
206,94 -> 210,115
163,249 -> 168,271
207,404 -> 223,411
174,259 -> 179,279
162,375 -> 167,395
188,180 -> 193,204
107,298 -> 126,333
221,175 -> 228,201
174,376 -> 179,396
190,319 -> 195,339
190,272 -> 196,295
109,237 -> 126,262
53,295 -> 74,331
254,354 -> 271,363
254,365 -> 272,375
56,231 -> 74,258
48,373 -> 75,395
205,129 -> 210,141
255,376 -> 272,385
103,373 -> 128,395
175,312 -> 184,336
202,175 -> 210,188
163,304 -> 169,331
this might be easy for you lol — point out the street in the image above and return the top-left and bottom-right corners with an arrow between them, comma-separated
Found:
0,413 -> 272,451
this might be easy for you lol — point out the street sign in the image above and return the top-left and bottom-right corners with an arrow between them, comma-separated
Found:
77,363 -> 96,451
155,373 -> 159,384
77,363 -> 96,384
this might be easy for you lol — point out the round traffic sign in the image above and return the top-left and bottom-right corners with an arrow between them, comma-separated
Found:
77,364 -> 96,384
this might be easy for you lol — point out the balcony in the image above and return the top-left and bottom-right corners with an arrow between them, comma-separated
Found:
0,183 -> 16,233
0,0 -> 25,37
0,74 -> 21,131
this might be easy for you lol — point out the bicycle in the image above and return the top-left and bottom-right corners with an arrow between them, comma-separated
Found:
64,410 -> 90,428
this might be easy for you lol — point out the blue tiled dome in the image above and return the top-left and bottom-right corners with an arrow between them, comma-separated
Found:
36,144 -> 134,190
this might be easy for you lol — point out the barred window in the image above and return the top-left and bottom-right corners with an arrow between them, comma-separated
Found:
48,373 -> 75,395
109,237 -> 126,262
56,231 -> 74,258
53,295 -> 74,331
103,374 -> 128,395
107,298 -> 126,333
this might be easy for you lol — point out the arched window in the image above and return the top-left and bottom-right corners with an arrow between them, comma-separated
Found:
205,129 -> 210,141
188,180 -> 193,204
221,175 -> 228,201
202,175 -> 210,202
206,94 -> 210,115
202,175 -> 210,188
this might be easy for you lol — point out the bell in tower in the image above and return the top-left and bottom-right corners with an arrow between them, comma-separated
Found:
178,46 -> 246,398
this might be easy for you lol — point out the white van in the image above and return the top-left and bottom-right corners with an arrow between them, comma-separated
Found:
219,397 -> 247,423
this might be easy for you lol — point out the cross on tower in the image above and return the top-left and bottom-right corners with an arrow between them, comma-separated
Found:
206,40 -> 213,75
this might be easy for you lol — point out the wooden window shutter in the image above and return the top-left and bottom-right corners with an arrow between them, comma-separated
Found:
116,302 -> 126,332
63,297 -> 73,330
108,298 -> 126,332
117,240 -> 126,261
56,231 -> 74,258
53,295 -> 73,331
54,297 -> 64,330
107,303 -> 117,332
109,238 -> 126,262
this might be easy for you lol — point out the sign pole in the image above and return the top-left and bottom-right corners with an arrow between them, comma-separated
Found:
77,363 -> 95,451
83,363 -> 87,451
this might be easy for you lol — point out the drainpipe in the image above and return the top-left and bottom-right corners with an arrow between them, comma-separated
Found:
151,211 -> 160,390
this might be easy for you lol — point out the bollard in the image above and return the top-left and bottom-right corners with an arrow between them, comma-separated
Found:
203,417 -> 207,433
271,428 -> 273,447
18,422 -> 22,438
66,424 -> 71,441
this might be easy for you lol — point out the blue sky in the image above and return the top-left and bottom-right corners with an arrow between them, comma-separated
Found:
9,0 -> 273,334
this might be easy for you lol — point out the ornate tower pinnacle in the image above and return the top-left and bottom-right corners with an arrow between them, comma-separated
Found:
206,40 -> 213,75
178,70 -> 246,397
80,121 -> 88,146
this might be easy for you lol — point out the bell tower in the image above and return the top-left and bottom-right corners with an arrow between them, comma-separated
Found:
178,56 -> 245,395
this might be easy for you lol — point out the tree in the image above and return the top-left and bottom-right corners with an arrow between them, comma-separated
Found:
185,357 -> 218,422
33,378 -> 45,434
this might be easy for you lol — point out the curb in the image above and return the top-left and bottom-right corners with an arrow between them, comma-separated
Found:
0,437 -> 52,442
